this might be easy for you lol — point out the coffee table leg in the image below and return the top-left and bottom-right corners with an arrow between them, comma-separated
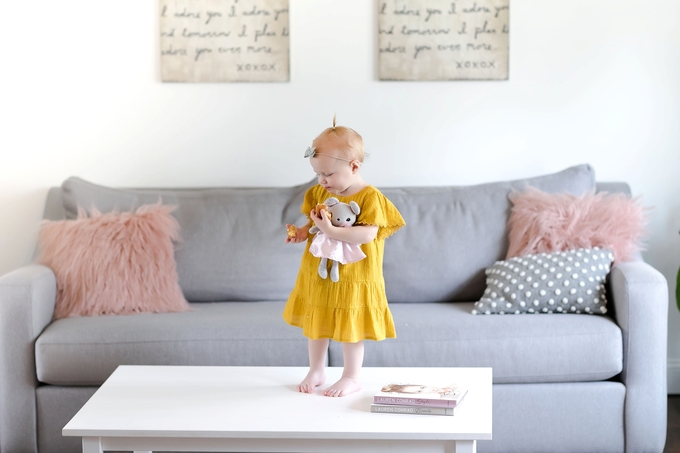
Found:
447,440 -> 476,453
82,437 -> 102,453
82,438 -> 153,453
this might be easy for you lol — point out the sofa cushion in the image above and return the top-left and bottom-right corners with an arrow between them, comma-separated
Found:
506,186 -> 647,262
61,178 -> 315,302
380,164 -> 596,302
35,302 -> 310,386
37,203 -> 190,318
473,247 -> 614,315
330,302 -> 623,384
36,300 -> 622,386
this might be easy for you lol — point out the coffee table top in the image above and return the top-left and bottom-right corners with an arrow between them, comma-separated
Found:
63,365 -> 492,441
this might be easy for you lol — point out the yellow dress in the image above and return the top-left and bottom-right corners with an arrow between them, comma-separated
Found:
283,184 -> 405,343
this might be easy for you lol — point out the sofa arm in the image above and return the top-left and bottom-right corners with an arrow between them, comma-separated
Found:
0,264 -> 57,453
610,261 -> 668,453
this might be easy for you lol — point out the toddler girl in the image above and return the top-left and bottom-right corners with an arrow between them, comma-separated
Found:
283,118 -> 405,397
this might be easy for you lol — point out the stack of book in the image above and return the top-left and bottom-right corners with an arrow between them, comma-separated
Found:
371,383 -> 468,416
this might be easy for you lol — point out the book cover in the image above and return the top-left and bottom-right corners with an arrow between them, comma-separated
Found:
373,383 -> 468,408
371,403 -> 455,416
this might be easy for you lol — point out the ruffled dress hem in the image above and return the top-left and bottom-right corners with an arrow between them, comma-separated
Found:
283,291 -> 396,343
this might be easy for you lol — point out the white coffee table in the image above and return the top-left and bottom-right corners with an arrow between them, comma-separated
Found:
63,365 -> 492,453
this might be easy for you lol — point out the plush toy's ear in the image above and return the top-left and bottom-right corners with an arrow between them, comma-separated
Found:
325,197 -> 339,207
349,201 -> 360,215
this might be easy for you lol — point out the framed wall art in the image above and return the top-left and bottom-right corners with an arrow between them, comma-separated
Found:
160,0 -> 289,82
378,0 -> 509,80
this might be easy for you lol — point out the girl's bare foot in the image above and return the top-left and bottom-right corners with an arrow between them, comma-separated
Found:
323,376 -> 361,397
297,370 -> 326,394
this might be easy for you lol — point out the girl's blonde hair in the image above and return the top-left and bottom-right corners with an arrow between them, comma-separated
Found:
312,115 -> 367,162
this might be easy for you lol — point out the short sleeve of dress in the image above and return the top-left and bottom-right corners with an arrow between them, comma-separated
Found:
301,186 -> 318,220
357,190 -> 406,241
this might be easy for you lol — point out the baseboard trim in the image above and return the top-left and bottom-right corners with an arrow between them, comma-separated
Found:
669,359 -> 680,394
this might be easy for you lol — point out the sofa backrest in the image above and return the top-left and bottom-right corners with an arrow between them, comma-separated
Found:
381,164 -> 601,302
51,178 -> 315,302
41,164 -> 624,303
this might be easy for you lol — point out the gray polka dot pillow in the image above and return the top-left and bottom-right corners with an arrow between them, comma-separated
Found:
472,247 -> 614,315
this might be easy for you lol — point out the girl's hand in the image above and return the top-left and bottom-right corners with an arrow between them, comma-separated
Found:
311,208 -> 333,234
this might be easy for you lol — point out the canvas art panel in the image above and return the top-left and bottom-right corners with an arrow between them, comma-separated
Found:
378,0 -> 510,80
160,0 -> 289,82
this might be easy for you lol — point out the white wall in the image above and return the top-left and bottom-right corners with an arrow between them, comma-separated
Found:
2,0 -> 680,391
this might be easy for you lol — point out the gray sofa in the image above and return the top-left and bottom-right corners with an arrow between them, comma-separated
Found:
0,164 -> 668,453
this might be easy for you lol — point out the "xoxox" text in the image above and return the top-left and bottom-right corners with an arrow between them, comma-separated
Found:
455,60 -> 496,69
237,63 -> 277,71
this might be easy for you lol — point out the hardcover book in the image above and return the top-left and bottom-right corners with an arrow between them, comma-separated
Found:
373,383 -> 468,408
371,403 -> 456,416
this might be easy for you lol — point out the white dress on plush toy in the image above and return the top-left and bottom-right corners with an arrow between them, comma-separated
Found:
309,233 -> 366,265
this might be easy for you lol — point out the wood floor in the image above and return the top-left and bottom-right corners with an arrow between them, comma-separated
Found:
666,396 -> 680,453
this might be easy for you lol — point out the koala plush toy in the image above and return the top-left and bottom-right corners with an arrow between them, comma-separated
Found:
309,197 -> 367,282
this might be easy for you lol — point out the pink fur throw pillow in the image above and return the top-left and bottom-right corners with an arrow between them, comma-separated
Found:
506,187 -> 647,262
38,203 -> 191,319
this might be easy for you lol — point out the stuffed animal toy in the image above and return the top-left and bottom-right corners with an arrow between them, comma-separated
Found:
309,197 -> 366,282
